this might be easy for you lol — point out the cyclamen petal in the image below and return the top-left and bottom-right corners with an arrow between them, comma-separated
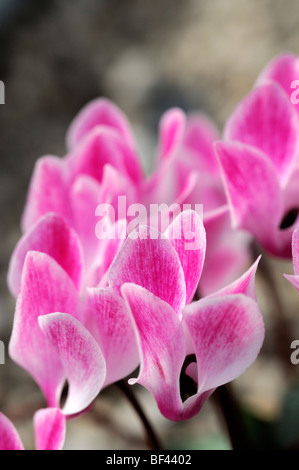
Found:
39,313 -> 106,416
8,212 -> 84,298
207,256 -> 261,301
86,288 -> 139,387
182,295 -> 264,420
200,206 -> 252,296
66,97 -> 137,153
95,218 -> 127,277
164,210 -> 206,303
284,229 -> 299,290
34,408 -> 66,451
88,218 -> 127,288
108,225 -> 186,314
69,174 -> 102,264
183,113 -> 220,174
97,164 -> 137,219
21,156 -> 71,232
158,108 -> 186,161
0,413 -> 24,450
224,81 -> 299,185
9,252 -> 81,408
122,284 -> 186,421
215,141 -> 283,250
292,228 -> 299,275
256,53 -> 299,115
68,127 -> 142,185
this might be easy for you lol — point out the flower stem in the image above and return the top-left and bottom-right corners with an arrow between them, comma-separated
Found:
116,380 -> 162,450
251,242 -> 296,378
214,384 -> 252,450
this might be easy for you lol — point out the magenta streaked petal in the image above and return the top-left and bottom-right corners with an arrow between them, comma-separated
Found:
70,174 -> 102,264
164,210 -> 206,303
66,98 -> 136,152
21,156 -> 71,232
97,218 -> 127,275
97,164 -> 137,219
0,413 -> 24,450
292,228 -> 299,275
122,283 -> 186,420
200,206 -> 252,296
182,294 -> 264,419
86,288 -> 139,387
208,257 -> 261,301
256,53 -> 299,115
34,408 -> 66,451
215,141 -> 283,247
68,127 -> 142,184
9,252 -> 81,407
108,226 -> 186,314
39,313 -> 106,416
158,108 -> 186,161
224,82 -> 299,185
8,213 -> 84,298
183,113 -> 220,174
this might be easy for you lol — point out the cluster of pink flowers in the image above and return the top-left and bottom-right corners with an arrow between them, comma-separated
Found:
4,52 -> 299,450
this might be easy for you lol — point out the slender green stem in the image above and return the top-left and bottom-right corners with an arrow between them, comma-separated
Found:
117,380 -> 162,450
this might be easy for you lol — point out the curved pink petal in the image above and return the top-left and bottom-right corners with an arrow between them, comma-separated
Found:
70,174 -> 102,264
68,127 -> 142,185
224,81 -> 299,185
122,284 -> 186,420
86,216 -> 127,287
9,252 -> 81,407
181,171 -> 227,212
86,288 -> 139,387
108,225 -> 186,314
0,413 -> 24,450
8,213 -> 83,298
215,141 -> 283,250
200,206 -> 251,296
208,256 -> 261,301
182,294 -> 264,420
256,53 -> 299,115
66,98 -> 136,152
38,313 -> 106,416
164,210 -> 206,303
292,228 -> 299,275
34,408 -> 65,451
97,219 -> 127,274
21,156 -> 71,232
183,113 -> 220,174
97,164 -> 137,219
141,159 -> 189,208
284,229 -> 299,290
89,218 -> 127,287
158,108 -> 186,161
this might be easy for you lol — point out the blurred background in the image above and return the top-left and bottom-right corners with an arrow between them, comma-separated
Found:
1,0 -> 299,450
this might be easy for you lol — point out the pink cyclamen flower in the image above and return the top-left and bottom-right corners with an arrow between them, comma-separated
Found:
19,99 -> 142,290
107,210 -> 264,420
14,98 -> 251,298
9,249 -> 138,415
215,53 -> 299,258
0,408 -> 65,450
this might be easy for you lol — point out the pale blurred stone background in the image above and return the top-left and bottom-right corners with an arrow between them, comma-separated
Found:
1,0 -> 299,450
